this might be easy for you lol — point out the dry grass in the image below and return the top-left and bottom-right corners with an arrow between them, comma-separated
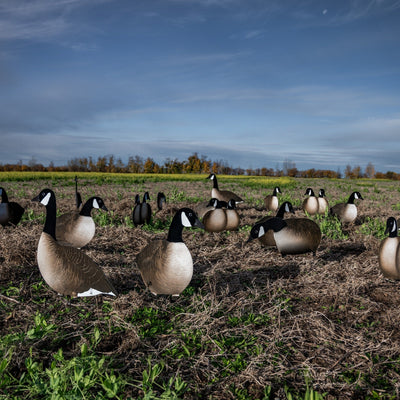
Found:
1,176 -> 400,399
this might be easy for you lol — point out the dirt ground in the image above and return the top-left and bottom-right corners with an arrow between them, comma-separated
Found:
1,176 -> 400,399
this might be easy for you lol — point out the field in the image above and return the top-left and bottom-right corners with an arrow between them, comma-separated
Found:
1,172 -> 400,399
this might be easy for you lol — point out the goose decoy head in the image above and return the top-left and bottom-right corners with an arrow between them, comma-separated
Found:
227,199 -> 236,209
305,188 -> 315,196
385,217 -> 398,237
91,197 -> 108,211
282,201 -> 295,214
179,208 -> 204,229
134,194 -> 140,204
157,192 -> 166,210
206,173 -> 216,180
318,189 -> 326,197
143,192 -> 150,202
206,198 -> 219,208
32,188 -> 54,206
247,222 -> 265,243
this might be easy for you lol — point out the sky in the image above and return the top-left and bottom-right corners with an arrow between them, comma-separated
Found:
1,0 -> 400,173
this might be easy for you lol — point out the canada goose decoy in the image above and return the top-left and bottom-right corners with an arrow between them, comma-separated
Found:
317,189 -> 329,215
247,216 -> 321,256
56,196 -> 108,248
75,175 -> 82,209
302,188 -> 319,216
330,191 -> 363,223
136,208 -> 204,296
31,189 -> 117,297
206,173 -> 243,204
203,198 -> 228,233
224,199 -> 240,231
157,192 -> 167,211
0,187 -> 25,227
257,201 -> 295,247
378,217 -> 400,280
132,192 -> 152,226
264,187 -> 281,212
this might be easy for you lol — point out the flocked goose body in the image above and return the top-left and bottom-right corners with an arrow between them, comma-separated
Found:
248,216 -> 321,256
56,196 -> 108,248
317,189 -> 329,215
32,189 -> 117,297
224,199 -> 240,231
207,173 -> 243,204
264,187 -> 281,212
0,187 -> 25,227
203,198 -> 227,232
257,201 -> 295,247
330,191 -> 363,223
132,192 -> 152,226
302,188 -> 319,216
157,192 -> 166,210
136,208 -> 204,296
378,217 -> 400,280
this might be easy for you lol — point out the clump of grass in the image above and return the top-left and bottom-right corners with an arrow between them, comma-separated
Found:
356,217 -> 386,239
314,215 -> 348,240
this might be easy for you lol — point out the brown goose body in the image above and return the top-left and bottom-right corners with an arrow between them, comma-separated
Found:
0,187 -> 25,227
317,189 -> 329,215
257,201 -> 295,247
302,188 -> 319,215
32,189 -> 117,297
136,208 -> 203,296
264,187 -> 281,212
56,197 -> 107,248
330,191 -> 363,223
224,199 -> 240,231
207,174 -> 243,204
37,232 -> 116,296
378,217 -> 400,279
203,198 -> 227,232
248,216 -> 321,256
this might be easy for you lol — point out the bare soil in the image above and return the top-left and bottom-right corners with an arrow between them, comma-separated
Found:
1,177 -> 400,399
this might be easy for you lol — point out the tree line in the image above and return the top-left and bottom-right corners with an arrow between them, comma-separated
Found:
0,154 -> 399,180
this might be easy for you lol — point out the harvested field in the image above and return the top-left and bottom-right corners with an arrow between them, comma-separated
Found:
1,174 -> 400,399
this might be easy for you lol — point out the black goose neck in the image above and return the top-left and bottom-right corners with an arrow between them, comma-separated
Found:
79,199 -> 93,216
44,195 -> 57,240
347,193 -> 356,204
276,205 -> 286,218
167,213 -> 185,242
212,176 -> 219,190
264,217 -> 287,232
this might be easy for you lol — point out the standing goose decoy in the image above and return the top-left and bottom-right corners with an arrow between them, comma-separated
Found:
247,216 -> 321,256
330,191 -> 363,223
203,198 -> 228,233
378,217 -> 400,280
140,192 -> 152,225
56,196 -> 108,248
317,189 -> 329,215
206,173 -> 243,204
257,201 -> 295,247
32,189 -> 117,297
75,175 -> 82,210
136,208 -> 204,296
157,192 -> 167,211
0,187 -> 25,227
132,194 -> 141,226
264,187 -> 281,212
302,188 -> 319,216
224,199 -> 240,231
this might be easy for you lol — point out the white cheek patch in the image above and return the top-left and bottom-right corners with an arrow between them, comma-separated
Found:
354,193 -> 360,199
258,226 -> 265,237
391,223 -> 397,233
181,212 -> 191,227
285,204 -> 290,212
93,198 -> 99,209
41,192 -> 51,206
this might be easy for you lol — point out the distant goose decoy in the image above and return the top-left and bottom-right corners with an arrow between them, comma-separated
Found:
257,201 -> 295,247
32,189 -> 117,297
132,192 -> 152,226
302,188 -> 319,216
330,191 -> 363,223
247,216 -> 321,256
0,187 -> 25,227
75,175 -> 82,209
157,192 -> 167,211
378,217 -> 400,280
224,199 -> 240,231
203,198 -> 227,233
264,187 -> 281,212
136,208 -> 204,296
317,189 -> 329,215
206,173 -> 243,204
56,196 -> 108,248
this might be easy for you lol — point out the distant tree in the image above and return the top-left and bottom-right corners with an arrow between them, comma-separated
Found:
364,162 -> 375,178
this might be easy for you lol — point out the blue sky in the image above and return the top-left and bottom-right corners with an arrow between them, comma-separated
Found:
1,0 -> 400,173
